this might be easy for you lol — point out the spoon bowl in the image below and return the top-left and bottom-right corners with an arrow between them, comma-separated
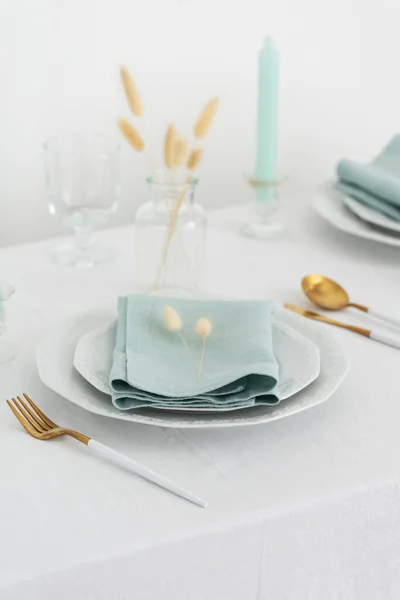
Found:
301,274 -> 400,329
302,274 -> 351,310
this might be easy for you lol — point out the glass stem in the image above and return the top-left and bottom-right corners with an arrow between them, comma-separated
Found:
73,228 -> 93,253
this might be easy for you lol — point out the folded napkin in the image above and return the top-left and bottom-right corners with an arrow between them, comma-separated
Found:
110,295 -> 280,410
336,135 -> 400,221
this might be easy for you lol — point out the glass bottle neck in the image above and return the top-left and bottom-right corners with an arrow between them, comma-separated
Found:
147,177 -> 198,208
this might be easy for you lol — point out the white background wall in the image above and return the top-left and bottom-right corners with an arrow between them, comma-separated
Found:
1,0 -> 400,245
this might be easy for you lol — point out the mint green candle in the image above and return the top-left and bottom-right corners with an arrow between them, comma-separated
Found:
255,37 -> 279,202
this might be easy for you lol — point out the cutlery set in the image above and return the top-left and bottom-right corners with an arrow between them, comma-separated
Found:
286,274 -> 400,349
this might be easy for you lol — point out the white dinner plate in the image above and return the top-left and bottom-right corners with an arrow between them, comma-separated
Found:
314,184 -> 400,248
36,309 -> 349,428
73,317 -> 320,412
343,196 -> 400,233
74,317 -> 320,412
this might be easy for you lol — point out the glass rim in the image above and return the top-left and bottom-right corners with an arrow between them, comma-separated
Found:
43,132 -> 121,156
146,176 -> 199,191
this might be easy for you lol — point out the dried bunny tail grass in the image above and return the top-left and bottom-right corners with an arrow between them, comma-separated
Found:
174,138 -> 188,166
163,305 -> 182,332
120,66 -> 144,117
194,97 -> 219,139
118,118 -> 145,152
163,305 -> 190,353
164,125 -> 177,169
187,148 -> 202,171
195,318 -> 212,382
194,318 -> 212,338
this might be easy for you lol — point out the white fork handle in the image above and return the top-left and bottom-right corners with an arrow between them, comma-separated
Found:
367,307 -> 400,330
88,439 -> 207,508
370,330 -> 400,349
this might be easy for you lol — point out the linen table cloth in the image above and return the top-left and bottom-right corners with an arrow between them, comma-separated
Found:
1,200 -> 400,600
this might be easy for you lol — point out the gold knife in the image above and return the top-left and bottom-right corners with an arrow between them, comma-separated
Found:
284,303 -> 370,337
284,303 -> 400,349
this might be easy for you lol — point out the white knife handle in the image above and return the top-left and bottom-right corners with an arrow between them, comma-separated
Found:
370,330 -> 400,349
368,307 -> 400,330
88,439 -> 207,508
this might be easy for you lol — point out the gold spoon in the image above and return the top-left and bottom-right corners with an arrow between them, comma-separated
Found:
284,303 -> 400,349
302,274 -> 400,329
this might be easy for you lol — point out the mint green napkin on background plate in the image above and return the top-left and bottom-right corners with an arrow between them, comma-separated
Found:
336,135 -> 400,221
110,296 -> 279,410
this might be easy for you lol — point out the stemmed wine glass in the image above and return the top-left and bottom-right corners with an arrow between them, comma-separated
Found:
44,133 -> 121,266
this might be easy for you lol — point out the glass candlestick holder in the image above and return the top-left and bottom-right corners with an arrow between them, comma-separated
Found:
240,178 -> 283,240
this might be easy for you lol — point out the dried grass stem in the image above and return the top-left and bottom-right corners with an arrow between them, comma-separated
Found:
194,97 -> 219,139
165,125 -> 177,169
118,118 -> 145,152
120,66 -> 144,117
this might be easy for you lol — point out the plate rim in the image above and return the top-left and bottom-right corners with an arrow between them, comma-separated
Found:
313,184 -> 400,248
343,195 -> 400,233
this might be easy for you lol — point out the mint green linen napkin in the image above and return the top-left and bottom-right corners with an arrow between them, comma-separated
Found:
336,135 -> 400,221
110,295 -> 279,410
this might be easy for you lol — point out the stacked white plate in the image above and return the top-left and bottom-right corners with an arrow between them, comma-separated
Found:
36,307 -> 349,428
314,184 -> 400,247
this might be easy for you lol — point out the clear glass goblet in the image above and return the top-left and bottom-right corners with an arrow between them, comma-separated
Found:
44,133 -> 120,266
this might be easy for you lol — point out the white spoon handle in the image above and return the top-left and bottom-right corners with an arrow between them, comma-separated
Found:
88,440 -> 207,508
370,330 -> 400,349
368,308 -> 400,328
367,307 -> 400,330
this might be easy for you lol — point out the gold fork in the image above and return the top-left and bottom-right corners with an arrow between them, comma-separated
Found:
7,393 -> 90,443
6,394 -> 207,508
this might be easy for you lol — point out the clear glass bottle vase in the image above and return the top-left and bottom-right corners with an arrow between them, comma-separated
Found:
135,177 -> 206,297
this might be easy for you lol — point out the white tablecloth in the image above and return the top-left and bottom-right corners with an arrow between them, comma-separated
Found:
1,200 -> 400,599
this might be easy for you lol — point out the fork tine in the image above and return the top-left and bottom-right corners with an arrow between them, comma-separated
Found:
17,396 -> 50,431
6,400 -> 41,438
12,398 -> 46,433
23,393 -> 57,428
